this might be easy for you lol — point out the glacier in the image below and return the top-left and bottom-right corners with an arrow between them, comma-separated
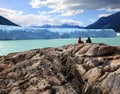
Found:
0,25 -> 116,40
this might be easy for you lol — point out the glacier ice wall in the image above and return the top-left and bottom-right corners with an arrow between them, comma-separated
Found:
0,25 -> 116,40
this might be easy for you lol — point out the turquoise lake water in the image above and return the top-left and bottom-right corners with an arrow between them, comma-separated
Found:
0,37 -> 120,55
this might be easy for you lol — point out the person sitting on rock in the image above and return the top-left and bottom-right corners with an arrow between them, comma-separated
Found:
86,37 -> 92,43
78,37 -> 84,43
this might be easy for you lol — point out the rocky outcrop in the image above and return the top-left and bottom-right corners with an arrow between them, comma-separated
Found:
0,43 -> 120,94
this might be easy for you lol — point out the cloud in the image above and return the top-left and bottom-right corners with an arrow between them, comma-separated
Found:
98,14 -> 111,18
0,8 -> 50,26
29,0 -> 120,16
61,10 -> 84,16
99,8 -> 120,12
0,7 -> 83,26
105,8 -> 120,12
60,19 -> 83,26
89,18 -> 96,23
29,0 -> 84,16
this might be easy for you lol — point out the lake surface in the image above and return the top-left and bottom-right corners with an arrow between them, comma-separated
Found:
0,36 -> 120,55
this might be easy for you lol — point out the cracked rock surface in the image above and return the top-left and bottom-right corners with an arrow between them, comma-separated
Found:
0,43 -> 120,94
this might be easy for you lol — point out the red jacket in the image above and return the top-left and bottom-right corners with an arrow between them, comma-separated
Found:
78,38 -> 84,43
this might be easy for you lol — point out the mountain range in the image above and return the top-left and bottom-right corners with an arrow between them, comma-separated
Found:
0,15 -> 83,28
0,12 -> 120,32
31,24 -> 84,28
86,12 -> 120,32
0,15 -> 19,26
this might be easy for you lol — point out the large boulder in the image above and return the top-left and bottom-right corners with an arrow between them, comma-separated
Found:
0,43 -> 120,94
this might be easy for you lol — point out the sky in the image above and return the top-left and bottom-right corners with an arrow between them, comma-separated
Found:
0,0 -> 119,26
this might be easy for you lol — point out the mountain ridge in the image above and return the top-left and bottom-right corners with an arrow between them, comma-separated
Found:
0,12 -> 120,32
0,15 -> 19,26
86,12 -> 120,32
31,24 -> 84,28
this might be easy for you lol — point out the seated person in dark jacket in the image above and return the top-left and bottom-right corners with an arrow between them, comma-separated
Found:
86,37 -> 92,43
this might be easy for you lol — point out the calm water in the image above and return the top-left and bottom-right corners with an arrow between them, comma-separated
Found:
0,37 -> 120,55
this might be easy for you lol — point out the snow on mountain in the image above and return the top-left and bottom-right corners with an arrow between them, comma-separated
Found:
0,25 -> 116,40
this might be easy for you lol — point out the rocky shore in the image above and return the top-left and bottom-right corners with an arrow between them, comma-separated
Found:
0,43 -> 120,94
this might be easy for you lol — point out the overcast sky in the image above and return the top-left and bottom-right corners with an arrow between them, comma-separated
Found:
0,0 -> 119,26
